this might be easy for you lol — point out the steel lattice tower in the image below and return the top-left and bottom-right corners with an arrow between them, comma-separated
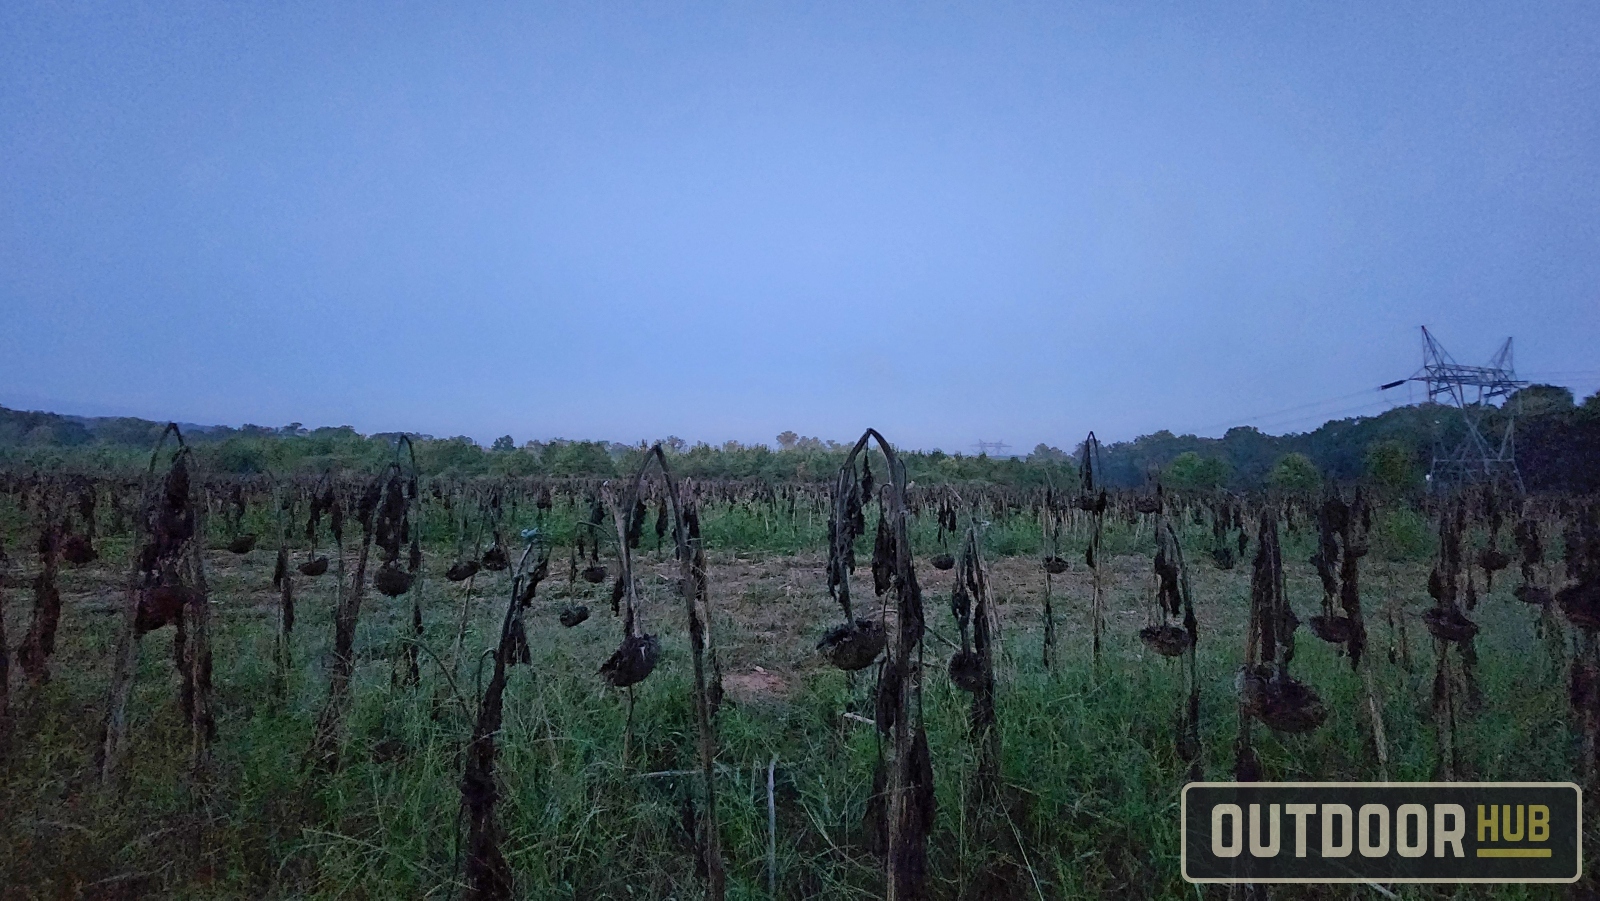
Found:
1385,327 -> 1528,491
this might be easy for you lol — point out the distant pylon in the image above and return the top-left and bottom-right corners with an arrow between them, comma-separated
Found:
973,440 -> 1011,457
1382,327 -> 1527,492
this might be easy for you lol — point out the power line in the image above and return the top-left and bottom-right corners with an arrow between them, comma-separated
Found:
1249,397 -> 1405,434
1520,370 -> 1600,382
1178,388 -> 1383,436
1164,354 -> 1591,442
1247,395 -> 1399,430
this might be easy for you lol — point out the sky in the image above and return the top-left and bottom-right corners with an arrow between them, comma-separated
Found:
3,2 -> 1598,452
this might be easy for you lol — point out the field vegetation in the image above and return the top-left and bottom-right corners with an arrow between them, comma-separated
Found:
0,414 -> 1597,899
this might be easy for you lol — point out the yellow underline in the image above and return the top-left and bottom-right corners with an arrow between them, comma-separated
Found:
1476,848 -> 1552,858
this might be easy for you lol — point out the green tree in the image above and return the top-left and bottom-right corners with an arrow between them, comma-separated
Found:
1267,452 -> 1321,494
1365,440 -> 1421,497
418,436 -> 487,475
1164,451 -> 1230,491
544,440 -> 616,476
491,434 -> 515,452
1510,384 -> 1575,416
1029,443 -> 1069,462
211,438 -> 269,474
489,447 -> 540,476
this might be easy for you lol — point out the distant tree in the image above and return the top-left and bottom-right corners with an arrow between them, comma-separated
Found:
312,426 -> 362,439
1267,452 -> 1321,494
25,422 -> 90,446
1365,440 -> 1421,497
489,446 -> 540,476
93,416 -> 167,446
421,436 -> 487,474
663,436 -> 688,453
1584,391 -> 1600,417
1165,452 -> 1230,491
491,435 -> 515,452
1029,443 -> 1069,462
213,438 -> 268,474
776,431 -> 799,451
545,440 -> 616,476
1219,426 -> 1277,487
1511,384 -> 1575,416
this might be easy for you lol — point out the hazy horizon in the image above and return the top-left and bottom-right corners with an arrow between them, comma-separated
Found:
5,4 -> 1598,450
7,376 -> 1593,458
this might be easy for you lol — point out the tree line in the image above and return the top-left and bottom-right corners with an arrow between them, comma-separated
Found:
2,383 -> 1595,492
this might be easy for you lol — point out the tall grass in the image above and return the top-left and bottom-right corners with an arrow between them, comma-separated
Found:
0,514 -> 1573,898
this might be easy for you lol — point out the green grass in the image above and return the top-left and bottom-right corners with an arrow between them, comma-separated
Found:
0,501 -> 1587,899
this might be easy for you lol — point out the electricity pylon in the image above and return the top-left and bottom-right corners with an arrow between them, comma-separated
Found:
1381,326 -> 1527,491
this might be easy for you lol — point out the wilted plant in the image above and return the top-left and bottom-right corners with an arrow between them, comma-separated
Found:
598,484 -> 659,693
1141,504 -> 1202,780
270,481 -> 296,697
824,429 -> 930,900
447,557 -> 481,582
1308,493 -> 1354,646
1079,432 -> 1107,667
1508,510 -> 1567,677
1140,509 -> 1195,660
369,439 -> 423,687
1134,486 -> 1161,516
460,533 -> 550,901
444,488 -> 483,582
1478,487 -> 1511,591
1040,481 -> 1069,669
16,489 -> 62,685
306,463 -> 393,771
1238,509 -> 1327,741
816,448 -> 886,672
931,496 -> 956,571
223,482 -> 257,554
481,492 -> 510,573
1558,504 -> 1600,788
604,445 -> 727,899
60,478 -> 97,565
653,495 -> 669,554
1424,502 -> 1481,780
0,539 -> 9,720
1557,504 -> 1600,631
297,480 -> 332,577
1308,489 -> 1388,776
580,493 -> 608,586
1513,514 -> 1551,605
99,423 -> 215,783
449,492 -> 493,672
1209,499 -> 1238,570
950,523 -> 1000,801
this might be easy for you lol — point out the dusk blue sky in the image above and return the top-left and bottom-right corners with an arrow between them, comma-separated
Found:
3,3 -> 1597,451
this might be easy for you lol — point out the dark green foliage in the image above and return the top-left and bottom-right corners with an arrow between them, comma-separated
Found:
1163,451 -> 1231,491
1082,396 -> 1600,493
1266,452 -> 1321,494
